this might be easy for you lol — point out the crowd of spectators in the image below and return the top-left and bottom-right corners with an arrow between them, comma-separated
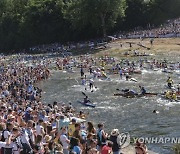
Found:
117,17 -> 180,39
0,56 -> 149,154
27,17 -> 180,54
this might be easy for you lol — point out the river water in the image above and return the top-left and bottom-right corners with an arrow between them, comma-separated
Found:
39,54 -> 180,154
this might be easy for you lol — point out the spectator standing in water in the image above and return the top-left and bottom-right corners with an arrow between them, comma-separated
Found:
80,66 -> 84,77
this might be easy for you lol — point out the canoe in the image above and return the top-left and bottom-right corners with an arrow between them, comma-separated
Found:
77,100 -> 96,108
114,92 -> 159,98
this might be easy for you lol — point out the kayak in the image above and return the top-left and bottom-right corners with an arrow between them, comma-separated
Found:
130,78 -> 138,82
77,100 -> 96,108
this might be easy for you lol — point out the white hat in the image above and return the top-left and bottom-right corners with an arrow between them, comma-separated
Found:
111,129 -> 119,136
56,113 -> 60,117
26,107 -> 33,112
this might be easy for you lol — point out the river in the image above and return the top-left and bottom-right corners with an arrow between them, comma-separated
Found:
39,54 -> 180,154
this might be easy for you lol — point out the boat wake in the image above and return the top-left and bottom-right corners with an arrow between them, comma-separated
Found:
71,84 -> 99,92
156,98 -> 179,107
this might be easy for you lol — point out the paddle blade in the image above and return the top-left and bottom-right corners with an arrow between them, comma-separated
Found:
82,92 -> 87,97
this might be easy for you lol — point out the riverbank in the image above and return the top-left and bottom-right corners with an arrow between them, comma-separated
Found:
93,38 -> 180,57
0,36 -> 179,153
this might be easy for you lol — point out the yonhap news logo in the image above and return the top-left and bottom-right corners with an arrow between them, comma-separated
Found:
116,132 -> 180,148
117,132 -> 131,148
133,137 -> 180,144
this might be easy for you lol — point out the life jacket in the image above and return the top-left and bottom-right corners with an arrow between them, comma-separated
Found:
1,129 -> 13,154
167,78 -> 173,84
171,93 -> 177,100
165,91 -> 171,99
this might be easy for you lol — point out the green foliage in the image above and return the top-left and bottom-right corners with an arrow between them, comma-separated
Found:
65,0 -> 126,37
147,0 -> 180,25
0,0 -> 179,52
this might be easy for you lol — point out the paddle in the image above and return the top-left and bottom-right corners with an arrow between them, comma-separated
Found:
75,78 -> 79,84
82,92 -> 87,97
81,92 -> 93,104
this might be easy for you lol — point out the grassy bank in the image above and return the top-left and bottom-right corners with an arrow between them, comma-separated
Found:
93,38 -> 180,58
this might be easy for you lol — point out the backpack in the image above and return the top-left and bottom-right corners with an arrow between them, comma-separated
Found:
1,129 -> 8,142
20,129 -> 33,154
0,130 -> 12,154
21,143 -> 33,154
1,147 -> 13,154
69,137 -> 77,150
26,129 -> 34,149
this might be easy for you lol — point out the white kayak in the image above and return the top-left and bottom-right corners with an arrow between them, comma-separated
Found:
130,78 -> 138,82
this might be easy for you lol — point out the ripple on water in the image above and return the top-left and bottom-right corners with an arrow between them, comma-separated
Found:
40,66 -> 180,154
96,106 -> 117,110
71,85 -> 99,93
156,98 -> 180,107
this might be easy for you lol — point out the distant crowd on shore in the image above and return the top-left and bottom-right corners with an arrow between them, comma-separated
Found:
117,17 -> 180,39
28,17 -> 180,53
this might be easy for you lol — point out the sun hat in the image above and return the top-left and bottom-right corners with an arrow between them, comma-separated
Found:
26,107 -> 33,112
110,129 -> 119,136
7,115 -> 15,120
44,135 -> 52,142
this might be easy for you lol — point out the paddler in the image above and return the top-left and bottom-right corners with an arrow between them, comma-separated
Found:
165,91 -> 171,99
101,71 -> 107,78
171,91 -> 177,101
119,68 -> 123,79
139,86 -> 146,95
153,110 -> 159,114
84,96 -> 89,104
101,60 -> 105,67
122,89 -> 138,96
177,83 -> 180,94
167,77 -> 173,88
125,73 -> 130,81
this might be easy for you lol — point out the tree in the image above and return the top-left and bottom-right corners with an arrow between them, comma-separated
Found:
147,0 -> 180,25
22,0 -> 68,46
0,0 -> 28,51
65,0 -> 127,37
